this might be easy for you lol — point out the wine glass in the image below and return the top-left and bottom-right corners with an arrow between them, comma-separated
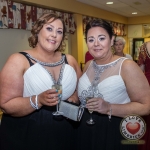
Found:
52,84 -> 62,116
86,78 -> 100,125
86,95 -> 95,125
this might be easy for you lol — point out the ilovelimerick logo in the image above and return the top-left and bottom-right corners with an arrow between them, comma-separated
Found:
120,115 -> 146,144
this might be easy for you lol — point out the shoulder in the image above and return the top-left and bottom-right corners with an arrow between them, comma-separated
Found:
65,54 -> 82,78
83,60 -> 92,73
120,59 -> 145,84
65,54 -> 77,64
122,58 -> 136,66
121,59 -> 142,75
65,54 -> 79,68
1,52 -> 30,73
6,52 -> 28,64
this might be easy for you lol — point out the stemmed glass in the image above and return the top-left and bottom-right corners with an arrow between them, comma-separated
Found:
52,84 -> 62,116
86,94 -> 95,125
86,78 -> 100,125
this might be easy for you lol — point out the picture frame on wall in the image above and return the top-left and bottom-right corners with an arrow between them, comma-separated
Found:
132,38 -> 144,62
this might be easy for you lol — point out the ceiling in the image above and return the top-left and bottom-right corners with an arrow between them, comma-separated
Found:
77,0 -> 150,17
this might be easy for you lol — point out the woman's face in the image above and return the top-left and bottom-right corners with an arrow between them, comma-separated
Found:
87,27 -> 114,60
37,18 -> 63,52
114,40 -> 124,53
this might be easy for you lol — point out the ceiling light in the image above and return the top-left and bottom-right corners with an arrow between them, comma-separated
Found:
106,2 -> 113,4
132,12 -> 137,14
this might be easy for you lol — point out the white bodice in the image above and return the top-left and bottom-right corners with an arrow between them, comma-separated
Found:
23,63 -> 77,100
78,58 -> 131,104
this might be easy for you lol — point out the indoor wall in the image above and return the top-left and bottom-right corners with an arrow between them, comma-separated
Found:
1,0 -> 150,69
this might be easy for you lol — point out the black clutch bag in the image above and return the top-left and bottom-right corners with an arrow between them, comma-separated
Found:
59,100 -> 84,121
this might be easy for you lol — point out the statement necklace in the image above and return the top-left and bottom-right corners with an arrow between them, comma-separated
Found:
27,54 -> 65,67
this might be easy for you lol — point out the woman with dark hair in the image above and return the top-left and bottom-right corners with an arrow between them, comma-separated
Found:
0,13 -> 81,150
77,19 -> 150,150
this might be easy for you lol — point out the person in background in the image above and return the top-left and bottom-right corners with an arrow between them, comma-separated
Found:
80,51 -> 94,71
138,41 -> 150,150
77,19 -> 150,150
0,13 -> 82,150
85,51 -> 94,63
114,36 -> 133,60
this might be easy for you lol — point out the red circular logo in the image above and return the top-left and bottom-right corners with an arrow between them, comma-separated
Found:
120,115 -> 146,140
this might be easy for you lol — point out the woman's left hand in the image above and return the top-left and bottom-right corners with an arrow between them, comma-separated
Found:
86,98 -> 110,114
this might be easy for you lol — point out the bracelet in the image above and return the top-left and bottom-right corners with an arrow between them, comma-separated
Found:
108,103 -> 112,121
30,95 -> 39,110
35,95 -> 39,109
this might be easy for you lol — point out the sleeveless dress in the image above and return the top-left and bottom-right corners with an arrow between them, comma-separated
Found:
138,43 -> 150,150
77,57 -> 137,150
0,52 -> 78,150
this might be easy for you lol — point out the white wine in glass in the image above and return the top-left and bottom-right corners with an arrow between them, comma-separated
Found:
86,96 -> 95,125
52,84 -> 62,116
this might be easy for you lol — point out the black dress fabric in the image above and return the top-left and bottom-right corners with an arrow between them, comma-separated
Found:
0,106 -> 79,150
0,52 -> 79,150
77,109 -> 138,150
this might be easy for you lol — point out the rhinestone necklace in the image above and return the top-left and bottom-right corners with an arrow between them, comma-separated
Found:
26,54 -> 65,67
43,63 -> 65,85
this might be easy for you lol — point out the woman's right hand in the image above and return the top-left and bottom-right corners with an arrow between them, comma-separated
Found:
38,89 -> 59,107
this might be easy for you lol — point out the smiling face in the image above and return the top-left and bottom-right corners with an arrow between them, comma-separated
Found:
87,27 -> 114,60
37,18 -> 63,53
114,40 -> 124,54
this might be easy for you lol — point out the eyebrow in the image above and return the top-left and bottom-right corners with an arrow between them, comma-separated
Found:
45,23 -> 63,30
87,35 -> 106,39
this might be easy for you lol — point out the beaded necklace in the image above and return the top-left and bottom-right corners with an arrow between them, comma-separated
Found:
26,53 -> 65,84
26,54 -> 65,67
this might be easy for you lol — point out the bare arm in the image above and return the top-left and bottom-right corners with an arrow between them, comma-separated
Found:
110,60 -> 150,117
0,53 -> 59,117
87,59 -> 150,117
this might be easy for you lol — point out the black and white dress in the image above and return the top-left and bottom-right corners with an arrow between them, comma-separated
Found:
77,58 -> 138,150
0,52 -> 78,150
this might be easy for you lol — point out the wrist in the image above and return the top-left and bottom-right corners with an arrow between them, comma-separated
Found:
30,95 -> 42,110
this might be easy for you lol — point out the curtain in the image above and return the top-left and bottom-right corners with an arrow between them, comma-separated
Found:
82,15 -> 126,36
111,22 -> 126,36
0,0 -> 76,34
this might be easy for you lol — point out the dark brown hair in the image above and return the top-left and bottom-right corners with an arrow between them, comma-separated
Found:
28,13 -> 66,52
85,19 -> 114,42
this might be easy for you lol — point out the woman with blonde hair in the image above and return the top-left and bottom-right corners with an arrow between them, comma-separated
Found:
114,36 -> 133,60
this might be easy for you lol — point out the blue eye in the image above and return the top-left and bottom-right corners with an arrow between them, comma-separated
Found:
99,37 -> 105,41
46,27 -> 52,31
57,30 -> 63,34
88,39 -> 94,43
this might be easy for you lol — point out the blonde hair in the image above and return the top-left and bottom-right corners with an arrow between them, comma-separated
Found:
115,36 -> 126,45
